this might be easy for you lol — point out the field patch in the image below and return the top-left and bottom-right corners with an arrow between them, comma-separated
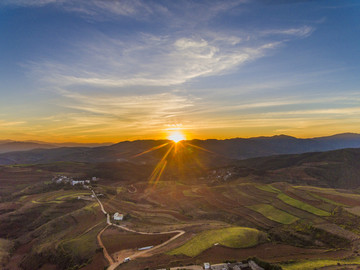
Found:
102,228 -> 176,255
0,238 -> 13,265
255,184 -> 281,194
296,186 -> 360,206
308,192 -> 348,207
31,190 -> 91,204
168,227 -> 266,257
345,206 -> 360,217
281,256 -> 360,270
247,204 -> 298,224
277,193 -> 330,216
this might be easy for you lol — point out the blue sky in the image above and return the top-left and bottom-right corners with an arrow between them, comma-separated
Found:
0,0 -> 360,142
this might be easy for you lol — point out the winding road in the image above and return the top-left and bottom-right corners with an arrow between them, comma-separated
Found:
91,189 -> 185,270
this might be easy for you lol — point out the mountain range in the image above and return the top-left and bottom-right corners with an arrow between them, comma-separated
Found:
1,133 -> 360,166
0,140 -> 112,154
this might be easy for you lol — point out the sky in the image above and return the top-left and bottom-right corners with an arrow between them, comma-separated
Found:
0,0 -> 360,143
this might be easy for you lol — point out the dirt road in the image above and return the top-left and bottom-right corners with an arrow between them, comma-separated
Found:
92,188 -> 185,270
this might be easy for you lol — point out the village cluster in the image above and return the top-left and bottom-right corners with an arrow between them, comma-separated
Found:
53,175 -> 125,222
158,260 -> 264,270
52,175 -> 98,186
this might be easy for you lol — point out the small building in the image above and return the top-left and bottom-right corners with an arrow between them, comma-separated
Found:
113,212 -> 124,221
248,261 -> 264,270
204,262 -> 210,269
71,180 -> 85,186
138,246 -> 153,251
210,264 -> 228,270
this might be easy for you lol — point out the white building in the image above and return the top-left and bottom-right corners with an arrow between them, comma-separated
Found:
113,212 -> 124,221
204,262 -> 210,269
71,180 -> 84,186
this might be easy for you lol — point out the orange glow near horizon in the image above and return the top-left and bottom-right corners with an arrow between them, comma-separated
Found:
168,131 -> 186,143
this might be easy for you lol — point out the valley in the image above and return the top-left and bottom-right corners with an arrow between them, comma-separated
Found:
1,142 -> 360,270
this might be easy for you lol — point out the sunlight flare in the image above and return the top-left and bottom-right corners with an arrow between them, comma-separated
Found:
168,131 -> 186,143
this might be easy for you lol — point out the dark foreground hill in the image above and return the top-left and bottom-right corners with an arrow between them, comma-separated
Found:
223,148 -> 360,189
1,133 -> 360,165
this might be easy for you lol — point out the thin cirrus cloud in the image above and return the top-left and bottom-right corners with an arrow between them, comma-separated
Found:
29,26 -> 310,89
1,0 -> 245,21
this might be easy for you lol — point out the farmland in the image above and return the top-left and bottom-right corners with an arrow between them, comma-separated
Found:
247,204 -> 299,224
168,227 -> 266,257
1,153 -> 360,270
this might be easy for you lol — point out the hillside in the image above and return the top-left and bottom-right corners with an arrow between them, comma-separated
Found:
222,148 -> 360,189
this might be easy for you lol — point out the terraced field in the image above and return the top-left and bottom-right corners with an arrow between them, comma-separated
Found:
281,257 -> 360,270
276,193 -> 330,216
247,204 -> 299,224
30,190 -> 92,204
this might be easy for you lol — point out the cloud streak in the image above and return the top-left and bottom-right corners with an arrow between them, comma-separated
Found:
28,29 -> 300,90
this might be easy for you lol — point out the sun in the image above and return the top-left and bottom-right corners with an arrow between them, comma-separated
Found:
168,131 -> 186,143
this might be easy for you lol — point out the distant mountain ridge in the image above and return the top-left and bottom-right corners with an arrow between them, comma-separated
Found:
0,140 -> 113,154
0,133 -> 360,165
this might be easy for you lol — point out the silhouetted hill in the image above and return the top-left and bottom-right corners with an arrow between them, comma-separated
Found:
0,142 -> 55,153
189,133 -> 360,160
1,133 -> 360,165
0,140 -> 112,154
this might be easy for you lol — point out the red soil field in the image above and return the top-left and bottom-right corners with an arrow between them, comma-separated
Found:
101,227 -> 177,255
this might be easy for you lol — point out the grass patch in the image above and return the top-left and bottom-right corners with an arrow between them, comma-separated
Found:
168,227 -> 266,257
31,190 -> 91,204
281,257 -> 360,270
277,193 -> 330,216
255,184 -> 281,194
55,192 -> 91,200
60,226 -> 100,259
247,204 -> 298,224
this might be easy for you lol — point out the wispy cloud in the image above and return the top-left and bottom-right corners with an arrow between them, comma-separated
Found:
261,26 -> 313,38
0,120 -> 26,127
28,30 -> 295,89
1,0 -> 245,22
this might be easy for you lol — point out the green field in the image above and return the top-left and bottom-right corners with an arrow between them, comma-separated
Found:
31,190 -> 92,204
277,193 -> 330,216
281,257 -> 360,270
247,204 -> 299,224
168,227 -> 266,257
255,184 -> 281,194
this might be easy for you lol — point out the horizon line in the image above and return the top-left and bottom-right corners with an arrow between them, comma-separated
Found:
1,132 -> 359,145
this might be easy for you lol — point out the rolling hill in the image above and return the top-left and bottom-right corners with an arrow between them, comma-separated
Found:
220,148 -> 360,189
1,133 -> 360,165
